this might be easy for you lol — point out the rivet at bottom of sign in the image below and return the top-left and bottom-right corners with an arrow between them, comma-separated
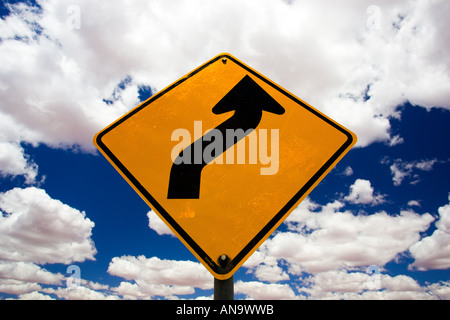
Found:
218,254 -> 229,267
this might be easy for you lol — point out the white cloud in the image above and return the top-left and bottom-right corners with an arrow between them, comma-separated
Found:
300,270 -> 373,299
255,198 -> 434,273
235,280 -> 299,300
426,281 -> 450,300
44,285 -> 119,300
14,291 -> 55,300
147,210 -> 175,237
0,261 -> 64,285
387,158 -> 438,186
0,264 -> 115,299
0,5 -> 117,153
0,189 -> 117,299
341,166 -> 354,177
0,278 -> 42,295
0,258 -> 116,299
113,280 -> 194,300
300,270 -> 442,300
0,0 -> 448,159
79,279 -> 109,291
409,194 -> 450,270
407,200 -> 421,207
0,141 -> 38,183
0,187 -> 96,264
389,134 -> 404,146
253,264 -> 290,283
107,255 -> 212,299
344,179 -> 385,205
390,163 -> 409,186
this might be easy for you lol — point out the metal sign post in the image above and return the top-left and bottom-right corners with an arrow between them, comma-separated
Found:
214,254 -> 234,300
214,276 -> 234,300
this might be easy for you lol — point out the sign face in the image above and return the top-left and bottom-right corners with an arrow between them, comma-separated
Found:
94,53 -> 357,280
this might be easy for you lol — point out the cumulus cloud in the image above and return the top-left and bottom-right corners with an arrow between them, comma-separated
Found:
235,280 -> 298,300
0,0 -> 449,170
0,141 -> 38,183
147,210 -> 175,237
344,179 -> 385,205
0,255 -> 116,299
14,291 -> 55,300
107,256 -> 212,299
252,197 -> 434,273
300,270 -> 447,300
0,3 -> 118,151
0,188 -> 113,299
0,278 -> 42,295
409,194 -> 450,270
0,187 -> 96,264
44,285 -> 119,300
0,262 -> 115,299
0,261 -> 64,285
253,264 -> 290,283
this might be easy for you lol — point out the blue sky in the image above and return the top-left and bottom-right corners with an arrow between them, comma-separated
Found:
0,0 -> 449,300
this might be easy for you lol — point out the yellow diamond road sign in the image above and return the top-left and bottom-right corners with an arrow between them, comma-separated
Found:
94,53 -> 357,280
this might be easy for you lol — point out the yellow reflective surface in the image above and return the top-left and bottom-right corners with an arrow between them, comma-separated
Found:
94,53 -> 357,279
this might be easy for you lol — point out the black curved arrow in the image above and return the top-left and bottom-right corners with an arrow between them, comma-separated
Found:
167,75 -> 285,199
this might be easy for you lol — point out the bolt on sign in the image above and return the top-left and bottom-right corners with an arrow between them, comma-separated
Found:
93,53 -> 357,280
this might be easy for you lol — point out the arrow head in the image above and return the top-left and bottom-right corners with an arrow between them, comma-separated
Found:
212,75 -> 285,116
